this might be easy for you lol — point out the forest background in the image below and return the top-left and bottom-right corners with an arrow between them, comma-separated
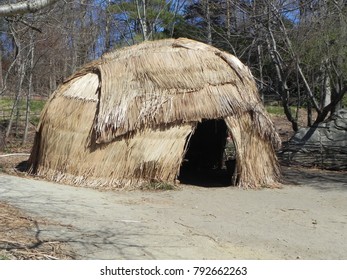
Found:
0,0 -> 346,147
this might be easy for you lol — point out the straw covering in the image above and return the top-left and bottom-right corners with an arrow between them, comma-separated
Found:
28,38 -> 281,189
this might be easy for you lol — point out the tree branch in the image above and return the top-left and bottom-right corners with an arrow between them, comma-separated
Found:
0,0 -> 59,17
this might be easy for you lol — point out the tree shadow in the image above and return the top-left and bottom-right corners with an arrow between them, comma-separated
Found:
0,216 -> 75,259
281,166 -> 347,192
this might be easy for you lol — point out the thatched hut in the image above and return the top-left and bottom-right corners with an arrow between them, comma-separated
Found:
28,38 -> 281,189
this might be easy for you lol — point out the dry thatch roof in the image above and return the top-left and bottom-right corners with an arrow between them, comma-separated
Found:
29,38 -> 281,189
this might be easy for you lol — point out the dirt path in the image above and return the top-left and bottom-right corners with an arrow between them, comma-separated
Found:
0,168 -> 346,260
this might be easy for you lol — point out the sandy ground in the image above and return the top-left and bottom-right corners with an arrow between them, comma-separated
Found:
0,167 -> 346,260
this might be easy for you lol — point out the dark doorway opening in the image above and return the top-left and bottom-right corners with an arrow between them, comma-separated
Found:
178,119 -> 236,187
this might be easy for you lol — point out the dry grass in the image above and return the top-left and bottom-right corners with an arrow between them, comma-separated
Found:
28,38 -> 281,189
0,202 -> 75,260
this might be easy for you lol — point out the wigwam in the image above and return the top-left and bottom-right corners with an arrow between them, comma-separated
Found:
28,38 -> 281,189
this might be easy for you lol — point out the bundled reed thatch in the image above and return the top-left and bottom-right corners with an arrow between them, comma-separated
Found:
28,38 -> 281,189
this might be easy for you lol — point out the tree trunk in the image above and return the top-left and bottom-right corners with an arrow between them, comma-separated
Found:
105,1 -> 112,51
136,0 -> 149,41
205,0 -> 212,45
71,24 -> 78,73
226,0 -> 231,39
307,99 -> 312,127
265,23 -> 298,131
6,54 -> 25,138
49,58 -> 56,92
323,73 -> 331,108
257,44 -> 264,102
23,32 -> 35,144
333,0 -> 346,112
5,25 -> 26,139
295,67 -> 301,123
0,49 -> 3,90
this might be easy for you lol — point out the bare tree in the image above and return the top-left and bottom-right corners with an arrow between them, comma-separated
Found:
23,29 -> 35,144
5,23 -> 27,139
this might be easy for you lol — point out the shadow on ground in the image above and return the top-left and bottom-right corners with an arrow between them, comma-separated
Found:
282,166 -> 347,191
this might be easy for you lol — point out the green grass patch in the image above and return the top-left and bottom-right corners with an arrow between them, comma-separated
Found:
0,98 -> 10,109
342,94 -> 347,108
0,253 -> 10,260
266,105 -> 285,116
0,97 -> 16,108
0,97 -> 46,112
30,99 -> 46,112
265,105 -> 303,116
0,97 -> 46,125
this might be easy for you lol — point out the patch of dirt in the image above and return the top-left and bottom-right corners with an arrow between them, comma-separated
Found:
269,108 -> 318,143
0,202 -> 75,260
271,115 -> 295,142
0,122 -> 34,175
0,154 -> 29,176
1,171 -> 346,259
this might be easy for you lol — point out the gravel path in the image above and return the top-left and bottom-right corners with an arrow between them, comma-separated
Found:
0,168 -> 346,259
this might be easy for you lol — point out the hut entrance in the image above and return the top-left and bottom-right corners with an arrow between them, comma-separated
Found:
178,119 -> 236,187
